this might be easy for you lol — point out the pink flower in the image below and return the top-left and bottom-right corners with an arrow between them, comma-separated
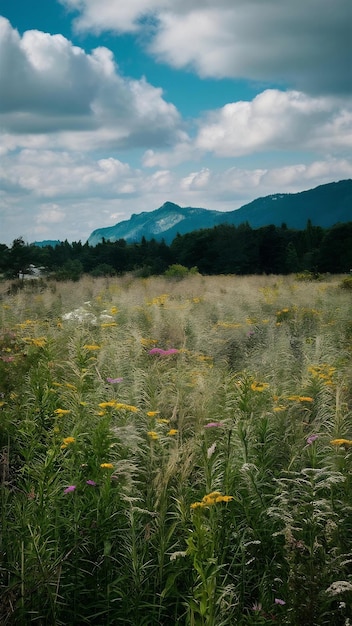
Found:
148,348 -> 179,356
63,485 -> 76,494
204,422 -> 223,428
106,377 -> 123,384
307,434 -> 318,445
86,480 -> 97,486
274,598 -> 286,606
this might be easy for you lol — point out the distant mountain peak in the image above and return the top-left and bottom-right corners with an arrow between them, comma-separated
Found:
87,179 -> 352,246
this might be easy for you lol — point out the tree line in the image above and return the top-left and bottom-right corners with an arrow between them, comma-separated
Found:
1,220 -> 351,280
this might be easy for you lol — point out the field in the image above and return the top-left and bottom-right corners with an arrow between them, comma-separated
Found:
1,273 -> 352,625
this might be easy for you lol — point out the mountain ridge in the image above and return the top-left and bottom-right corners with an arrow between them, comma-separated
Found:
87,179 -> 352,245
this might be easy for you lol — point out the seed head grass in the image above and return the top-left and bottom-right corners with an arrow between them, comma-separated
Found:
1,272 -> 352,624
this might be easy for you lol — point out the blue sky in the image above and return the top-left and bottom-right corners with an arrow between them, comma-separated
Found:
0,0 -> 351,245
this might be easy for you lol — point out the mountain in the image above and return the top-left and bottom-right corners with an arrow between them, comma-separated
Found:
32,240 -> 61,248
87,179 -> 352,245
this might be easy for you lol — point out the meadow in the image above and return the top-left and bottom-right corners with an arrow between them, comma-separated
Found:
1,272 -> 352,625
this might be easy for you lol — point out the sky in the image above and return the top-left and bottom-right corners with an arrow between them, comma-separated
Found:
0,0 -> 351,245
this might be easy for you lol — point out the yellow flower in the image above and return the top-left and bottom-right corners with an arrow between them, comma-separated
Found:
98,401 -> 116,408
202,491 -> 221,505
114,403 -> 138,412
331,439 -> 352,448
157,418 -> 170,424
147,431 -> 159,440
83,344 -> 101,351
167,429 -> 178,436
61,436 -> 75,449
54,408 -> 71,415
147,411 -> 160,417
215,495 -> 234,503
221,495 -> 234,503
298,396 -> 313,402
63,436 -> 75,445
191,492 -> 234,509
100,463 -> 114,469
251,382 -> 269,392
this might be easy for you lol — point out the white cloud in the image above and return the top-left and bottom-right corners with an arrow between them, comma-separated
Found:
0,17 -> 182,148
2,139 -> 351,245
60,0 -> 351,95
195,90 -> 352,157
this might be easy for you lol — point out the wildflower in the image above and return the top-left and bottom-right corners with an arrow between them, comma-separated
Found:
114,403 -> 138,412
147,411 -> 160,417
98,401 -> 116,408
86,480 -> 97,486
251,382 -> 269,392
100,463 -> 114,469
54,408 -> 71,415
274,598 -> 286,606
106,377 -> 123,384
202,491 -> 222,505
331,439 -> 352,448
167,429 -> 178,436
216,495 -> 234,503
61,436 -> 75,449
307,434 -> 318,445
83,344 -> 101,350
157,418 -> 169,424
148,347 -> 179,356
147,431 -> 159,440
298,396 -> 313,402
190,501 -> 205,509
251,602 -> 262,612
63,485 -> 76,494
204,422 -> 223,428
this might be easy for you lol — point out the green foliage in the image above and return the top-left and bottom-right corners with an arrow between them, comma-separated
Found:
340,275 -> 352,290
1,220 -> 352,279
164,264 -> 199,278
1,274 -> 352,624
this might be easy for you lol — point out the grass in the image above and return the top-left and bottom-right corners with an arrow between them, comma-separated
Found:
1,273 -> 352,624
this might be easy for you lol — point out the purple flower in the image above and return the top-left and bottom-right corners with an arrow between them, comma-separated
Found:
86,480 -> 97,486
204,422 -> 223,428
63,485 -> 76,494
274,598 -> 286,606
307,434 -> 318,445
106,377 -> 123,384
148,348 -> 179,356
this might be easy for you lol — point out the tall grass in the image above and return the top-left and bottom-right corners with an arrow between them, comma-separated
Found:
1,273 -> 352,624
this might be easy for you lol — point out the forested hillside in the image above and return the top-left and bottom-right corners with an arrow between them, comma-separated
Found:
1,221 -> 351,280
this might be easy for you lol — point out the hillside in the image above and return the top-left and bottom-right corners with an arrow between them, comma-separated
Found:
87,179 -> 352,245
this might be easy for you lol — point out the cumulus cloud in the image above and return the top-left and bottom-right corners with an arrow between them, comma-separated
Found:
0,16 -> 182,147
60,0 -> 351,95
141,90 -> 352,165
195,90 -> 352,157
